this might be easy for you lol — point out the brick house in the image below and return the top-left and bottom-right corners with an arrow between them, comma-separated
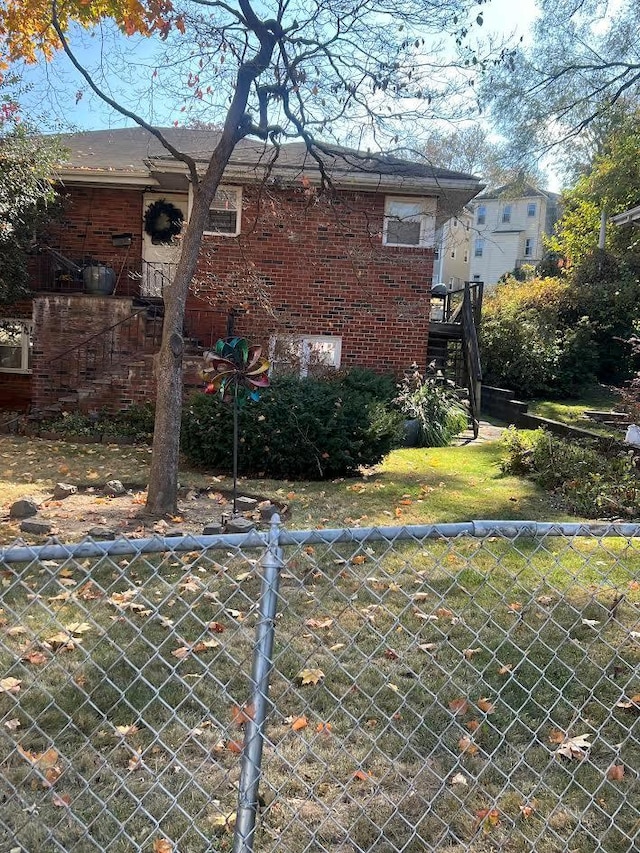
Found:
0,127 -> 482,414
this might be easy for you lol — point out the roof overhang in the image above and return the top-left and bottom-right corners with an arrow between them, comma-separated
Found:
55,168 -> 159,188
610,205 -> 640,227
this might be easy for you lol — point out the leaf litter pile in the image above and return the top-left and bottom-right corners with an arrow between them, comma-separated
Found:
1,533 -> 639,852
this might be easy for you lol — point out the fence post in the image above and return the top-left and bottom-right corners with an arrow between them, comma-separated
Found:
233,514 -> 283,853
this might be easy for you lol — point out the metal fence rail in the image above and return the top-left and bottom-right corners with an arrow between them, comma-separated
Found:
1,520 -> 639,852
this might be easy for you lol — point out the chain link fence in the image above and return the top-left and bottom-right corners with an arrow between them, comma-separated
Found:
1,520 -> 639,853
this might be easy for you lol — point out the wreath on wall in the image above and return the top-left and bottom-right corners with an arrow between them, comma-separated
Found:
144,199 -> 184,244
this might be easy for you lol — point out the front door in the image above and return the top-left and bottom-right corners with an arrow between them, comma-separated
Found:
142,193 -> 189,297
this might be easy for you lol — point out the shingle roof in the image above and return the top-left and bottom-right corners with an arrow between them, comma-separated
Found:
56,126 -> 481,189
476,181 -> 560,202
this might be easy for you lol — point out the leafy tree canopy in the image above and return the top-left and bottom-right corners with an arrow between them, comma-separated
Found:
548,110 -> 640,264
0,95 -> 62,303
481,0 -> 640,178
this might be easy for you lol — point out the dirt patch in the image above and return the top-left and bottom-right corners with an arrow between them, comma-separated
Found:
1,486 -> 283,544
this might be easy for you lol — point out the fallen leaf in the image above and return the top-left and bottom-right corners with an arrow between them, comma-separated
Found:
226,740 -> 243,754
179,576 -> 200,593
548,728 -> 565,744
315,722 -> 332,735
4,718 -> 21,731
114,724 -> 140,737
519,803 -> 535,819
466,719 -> 481,733
304,618 -> 334,630
450,772 -> 468,786
463,648 -> 481,660
297,668 -> 325,686
128,748 -> 143,770
208,621 -> 225,633
508,602 -> 523,612
498,664 -> 513,675
65,622 -> 92,635
191,640 -> 220,654
554,733 -> 592,760
291,716 -> 308,731
458,736 -> 479,756
615,694 -> 640,713
581,619 -> 600,628
353,769 -> 373,781
351,555 -> 367,565
477,698 -> 495,714
384,648 -> 399,660
418,643 -> 438,653
475,808 -> 500,830
1,677 -> 22,694
52,793 -> 71,808
448,698 -> 468,716
607,763 -> 625,781
231,704 -> 255,727
22,651 -> 47,666
210,812 -> 237,832
153,840 -> 173,853
436,607 -> 454,619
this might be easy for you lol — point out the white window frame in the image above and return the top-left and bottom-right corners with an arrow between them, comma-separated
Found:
269,334 -> 342,378
502,204 -> 512,223
527,202 -> 537,217
524,238 -> 535,257
476,205 -> 486,225
0,319 -> 32,374
474,238 -> 485,258
450,247 -> 456,259
383,196 -> 436,248
203,185 -> 242,236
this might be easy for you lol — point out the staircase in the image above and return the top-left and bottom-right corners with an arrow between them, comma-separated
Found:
427,281 -> 483,438
32,300 -> 230,419
33,300 -> 164,418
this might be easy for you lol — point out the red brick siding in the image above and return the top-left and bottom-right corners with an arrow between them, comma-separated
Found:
31,295 -> 156,412
40,187 -> 144,297
188,188 -> 433,374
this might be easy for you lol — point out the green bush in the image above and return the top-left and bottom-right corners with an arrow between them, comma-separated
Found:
41,404 -> 155,443
500,427 -> 640,517
480,275 -> 599,398
395,368 -> 468,446
181,370 -> 404,479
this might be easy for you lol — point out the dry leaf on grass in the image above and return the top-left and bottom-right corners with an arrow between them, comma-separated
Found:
297,668 -> 325,686
22,650 -> 47,666
615,694 -> 640,713
315,722 -> 332,735
519,802 -> 535,819
231,703 -> 255,727
450,772 -> 468,786
153,839 -> 174,853
458,736 -> 479,756
607,763 -> 625,781
304,617 -> 333,629
226,740 -> 243,754
463,648 -> 481,660
475,808 -> 500,831
448,698 -> 468,715
554,733 -> 592,760
477,698 -> 496,714
353,769 -> 373,781
210,812 -> 237,832
208,621 -> 225,633
291,716 -> 308,731
1,677 -> 21,694
52,793 -> 71,808
114,724 -> 140,737
17,746 -> 62,786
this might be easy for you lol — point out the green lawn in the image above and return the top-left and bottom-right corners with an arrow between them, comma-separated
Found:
1,524 -> 638,852
0,435 -> 563,546
529,386 -> 624,436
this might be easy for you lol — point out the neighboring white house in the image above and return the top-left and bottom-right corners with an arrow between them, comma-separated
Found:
432,208 -> 473,288
468,184 -> 560,287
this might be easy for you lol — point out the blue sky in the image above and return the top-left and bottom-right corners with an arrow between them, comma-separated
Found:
19,0 -> 541,132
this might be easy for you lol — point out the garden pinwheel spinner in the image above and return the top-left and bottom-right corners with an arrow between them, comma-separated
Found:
202,338 -> 270,515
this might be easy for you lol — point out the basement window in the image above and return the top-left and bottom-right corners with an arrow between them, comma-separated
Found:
383,197 -> 436,248
204,186 -> 242,236
269,335 -> 342,377
0,319 -> 32,373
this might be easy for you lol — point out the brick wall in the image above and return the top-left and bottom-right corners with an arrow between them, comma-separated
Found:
40,187 -> 144,297
31,295 -> 156,412
189,187 -> 433,374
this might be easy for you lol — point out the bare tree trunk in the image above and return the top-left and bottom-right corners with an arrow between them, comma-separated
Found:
146,140 -> 251,515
